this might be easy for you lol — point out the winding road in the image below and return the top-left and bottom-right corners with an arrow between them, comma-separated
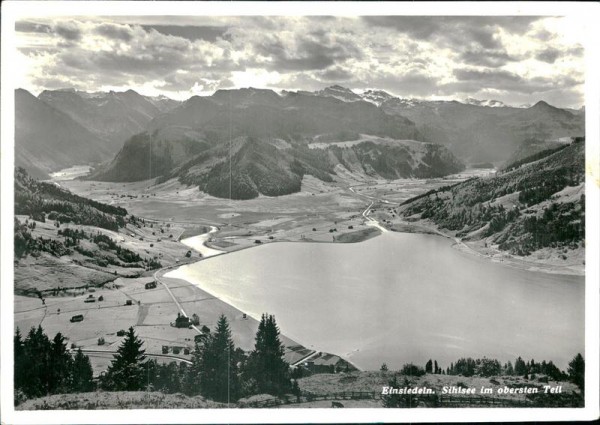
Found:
152,226 -> 224,335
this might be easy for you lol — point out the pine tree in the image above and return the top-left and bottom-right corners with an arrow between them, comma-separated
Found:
102,326 -> 146,391
199,315 -> 240,402
434,360 -> 439,374
183,342 -> 203,395
505,361 -> 514,376
425,359 -> 433,374
244,313 -> 291,396
25,325 -> 52,397
514,356 -> 527,375
568,353 -> 585,392
14,328 -> 26,392
159,362 -> 182,393
15,326 -> 94,399
71,348 -> 94,392
49,332 -> 72,394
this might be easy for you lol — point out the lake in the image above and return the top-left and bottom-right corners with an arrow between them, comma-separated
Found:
166,231 -> 584,371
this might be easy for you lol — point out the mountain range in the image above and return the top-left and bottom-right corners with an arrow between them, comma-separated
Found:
38,88 -> 180,152
15,89 -> 111,179
380,98 -> 584,162
14,85 -> 584,198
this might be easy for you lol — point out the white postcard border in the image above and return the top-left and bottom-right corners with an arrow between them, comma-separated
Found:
1,1 -> 599,423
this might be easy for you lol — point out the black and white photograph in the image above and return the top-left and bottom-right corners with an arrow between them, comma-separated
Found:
1,1 -> 599,423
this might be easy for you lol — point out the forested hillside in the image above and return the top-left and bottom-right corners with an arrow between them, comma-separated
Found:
89,128 -> 210,182
170,137 -> 335,199
400,139 -> 585,256
15,167 -> 127,231
14,168 -> 135,262
94,133 -> 464,200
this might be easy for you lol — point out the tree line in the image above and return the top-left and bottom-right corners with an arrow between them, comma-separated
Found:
15,219 -> 162,270
16,322 -> 585,406
98,313 -> 294,402
15,167 -> 127,232
382,354 -> 584,391
14,326 -> 94,405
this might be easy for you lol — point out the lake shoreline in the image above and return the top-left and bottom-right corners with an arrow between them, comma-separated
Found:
164,231 -> 360,371
389,219 -> 584,277
167,228 -> 584,371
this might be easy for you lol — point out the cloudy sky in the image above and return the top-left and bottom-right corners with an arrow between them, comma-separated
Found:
14,15 -> 586,107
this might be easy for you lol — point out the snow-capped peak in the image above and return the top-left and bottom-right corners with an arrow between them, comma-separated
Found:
463,97 -> 506,108
359,89 -> 396,106
316,85 -> 363,102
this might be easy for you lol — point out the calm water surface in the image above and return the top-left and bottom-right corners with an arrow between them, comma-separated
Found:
166,232 -> 584,370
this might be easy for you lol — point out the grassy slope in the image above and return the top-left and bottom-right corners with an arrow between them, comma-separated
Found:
14,169 -> 194,293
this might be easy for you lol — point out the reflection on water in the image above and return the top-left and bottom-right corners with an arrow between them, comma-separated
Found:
167,232 -> 584,370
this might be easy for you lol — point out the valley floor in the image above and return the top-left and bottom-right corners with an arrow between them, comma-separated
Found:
15,167 -> 583,380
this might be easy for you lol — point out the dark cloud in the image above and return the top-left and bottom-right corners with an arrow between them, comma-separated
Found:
319,66 -> 353,82
460,49 -> 518,67
257,35 -> 360,71
15,20 -> 52,34
363,16 -> 540,50
142,25 -> 230,42
451,68 -> 581,95
54,22 -> 82,41
62,48 -> 187,76
363,16 -> 439,38
536,48 -> 562,64
567,46 -> 584,57
530,74 -> 582,89
364,16 -> 539,35
96,23 -> 133,41
454,68 -> 522,85
466,26 -> 501,50
531,28 -> 555,42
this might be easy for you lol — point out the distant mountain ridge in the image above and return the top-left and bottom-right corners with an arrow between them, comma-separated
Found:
38,88 -> 180,153
379,96 -> 584,163
303,86 -> 583,163
15,85 -> 583,189
147,87 -> 422,141
88,86 -> 471,199
15,89 -> 111,179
